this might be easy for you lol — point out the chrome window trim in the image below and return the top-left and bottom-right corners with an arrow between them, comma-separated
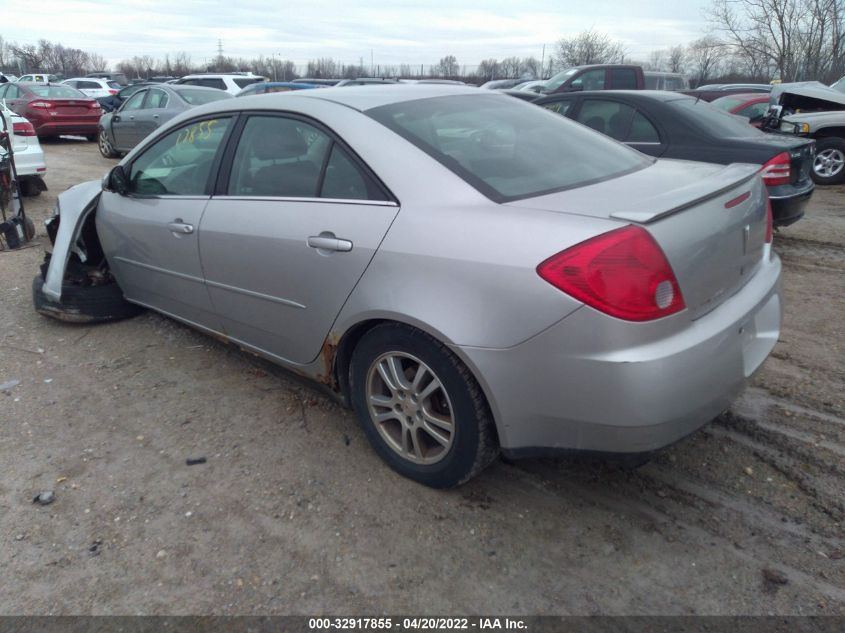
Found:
211,195 -> 399,207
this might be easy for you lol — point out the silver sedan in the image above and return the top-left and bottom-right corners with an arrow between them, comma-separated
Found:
34,85 -> 782,487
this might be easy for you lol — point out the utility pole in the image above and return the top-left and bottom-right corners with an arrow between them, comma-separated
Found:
540,44 -> 545,79
371,49 -> 374,76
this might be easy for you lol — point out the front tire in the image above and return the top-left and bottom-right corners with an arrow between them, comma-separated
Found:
98,128 -> 119,158
349,323 -> 498,488
812,137 -> 845,185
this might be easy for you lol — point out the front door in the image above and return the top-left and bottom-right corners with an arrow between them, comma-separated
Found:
199,114 -> 399,365
134,88 -> 169,141
110,90 -> 147,150
97,116 -> 233,330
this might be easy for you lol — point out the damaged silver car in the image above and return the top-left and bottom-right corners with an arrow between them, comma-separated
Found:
763,81 -> 845,184
34,85 -> 782,487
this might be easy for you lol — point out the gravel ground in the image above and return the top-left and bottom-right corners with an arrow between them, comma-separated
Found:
0,138 -> 843,615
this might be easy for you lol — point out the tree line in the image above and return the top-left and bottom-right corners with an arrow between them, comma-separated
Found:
2,0 -> 844,85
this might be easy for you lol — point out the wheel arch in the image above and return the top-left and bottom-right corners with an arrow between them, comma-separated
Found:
329,315 -> 503,445
812,127 -> 845,140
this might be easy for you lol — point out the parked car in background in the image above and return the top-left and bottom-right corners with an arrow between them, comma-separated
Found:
513,79 -> 548,93
173,73 -> 267,96
711,93 -> 771,127
0,105 -> 47,196
291,78 -> 341,86
502,89 -> 539,102
680,84 -> 772,102
480,78 -> 527,89
541,64 -> 645,94
1,73 -> 18,83
97,84 -> 232,157
762,81 -> 845,184
86,71 -> 129,87
644,71 -> 688,90
831,76 -> 845,93
400,79 -> 468,85
236,81 -> 323,96
96,82 -> 157,112
17,74 -> 60,84
34,85 -> 781,487
535,90 -> 814,226
0,82 -> 101,140
62,77 -> 121,99
336,78 -> 399,87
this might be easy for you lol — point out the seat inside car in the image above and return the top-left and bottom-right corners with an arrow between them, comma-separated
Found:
246,128 -> 320,197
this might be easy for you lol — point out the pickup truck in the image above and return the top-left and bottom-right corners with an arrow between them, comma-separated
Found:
762,81 -> 845,185
540,64 -> 645,94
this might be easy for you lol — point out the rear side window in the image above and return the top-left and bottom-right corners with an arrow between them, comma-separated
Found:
541,100 -> 572,115
611,69 -> 638,89
571,69 -> 606,91
228,116 -> 331,197
367,94 -> 650,202
200,78 -> 226,90
628,112 -> 660,143
77,81 -> 101,89
577,99 -> 634,140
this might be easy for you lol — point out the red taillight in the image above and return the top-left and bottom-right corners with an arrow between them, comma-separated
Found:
89,101 -> 102,109
12,121 -> 36,136
29,101 -> 53,109
537,226 -> 686,322
761,151 -> 791,186
765,192 -> 773,244
108,89 -> 118,95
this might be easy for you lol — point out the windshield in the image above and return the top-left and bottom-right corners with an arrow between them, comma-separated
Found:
367,94 -> 651,202
176,88 -> 232,105
30,85 -> 85,98
668,98 -> 763,138
543,68 -> 579,92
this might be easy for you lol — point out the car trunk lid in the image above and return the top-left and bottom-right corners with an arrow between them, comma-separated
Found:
507,159 -> 767,319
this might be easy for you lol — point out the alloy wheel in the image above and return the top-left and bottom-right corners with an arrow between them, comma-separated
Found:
814,148 -> 845,178
365,352 -> 455,465
99,129 -> 114,157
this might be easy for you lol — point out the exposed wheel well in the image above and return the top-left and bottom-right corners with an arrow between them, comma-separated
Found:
814,127 -> 845,140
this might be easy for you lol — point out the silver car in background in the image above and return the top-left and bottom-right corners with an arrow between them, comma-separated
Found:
34,86 -> 782,487
97,84 -> 232,158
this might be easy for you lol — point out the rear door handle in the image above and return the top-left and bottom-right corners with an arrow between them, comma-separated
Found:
167,220 -> 194,235
307,235 -> 353,252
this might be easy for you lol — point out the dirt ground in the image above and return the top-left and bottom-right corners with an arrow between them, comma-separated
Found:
1,138 -> 843,615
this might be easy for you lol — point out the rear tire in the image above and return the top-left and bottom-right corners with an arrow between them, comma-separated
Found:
98,128 -> 119,158
812,137 -> 845,185
349,323 -> 499,488
32,274 -> 144,324
19,179 -> 41,197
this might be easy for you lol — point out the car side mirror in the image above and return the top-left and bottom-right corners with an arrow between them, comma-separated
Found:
106,165 -> 129,195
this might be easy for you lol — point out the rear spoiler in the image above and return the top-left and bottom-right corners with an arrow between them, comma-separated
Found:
610,163 -> 759,224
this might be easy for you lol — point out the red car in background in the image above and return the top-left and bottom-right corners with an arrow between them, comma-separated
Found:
711,93 -> 771,127
0,82 -> 102,140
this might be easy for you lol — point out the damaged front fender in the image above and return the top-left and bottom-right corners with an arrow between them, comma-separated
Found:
42,180 -> 102,302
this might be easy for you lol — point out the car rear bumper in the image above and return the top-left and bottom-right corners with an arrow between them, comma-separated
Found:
13,146 -> 47,178
457,252 -> 782,455
768,179 -> 813,227
33,119 -> 99,137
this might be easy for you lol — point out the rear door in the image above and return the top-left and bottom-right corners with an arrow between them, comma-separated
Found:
575,98 -> 667,156
198,113 -> 399,364
134,88 -> 169,141
75,80 -> 103,98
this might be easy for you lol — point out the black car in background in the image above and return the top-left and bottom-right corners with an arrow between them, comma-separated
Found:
96,82 -> 158,112
534,90 -> 815,226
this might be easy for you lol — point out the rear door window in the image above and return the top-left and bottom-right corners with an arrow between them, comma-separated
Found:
234,78 -> 263,89
145,89 -> 168,109
200,78 -> 226,90
121,91 -> 147,111
541,100 -> 573,115
737,101 -> 768,120
610,69 -> 638,89
77,81 -> 101,90
576,99 -> 635,140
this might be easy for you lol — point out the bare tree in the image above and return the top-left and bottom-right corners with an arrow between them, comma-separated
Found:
499,56 -> 521,78
687,36 -> 727,85
521,56 -> 542,79
555,28 -> 626,67
647,49 -> 666,71
88,53 -> 108,72
437,55 -> 458,78
477,58 -> 499,80
668,45 -> 686,73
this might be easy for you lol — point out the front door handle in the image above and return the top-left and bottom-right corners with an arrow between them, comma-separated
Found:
307,234 -> 353,252
167,220 -> 194,235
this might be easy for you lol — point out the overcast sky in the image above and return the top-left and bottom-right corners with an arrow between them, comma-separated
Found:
4,0 -> 710,67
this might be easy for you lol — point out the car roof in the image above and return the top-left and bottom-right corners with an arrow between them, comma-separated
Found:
711,92 -> 769,102
250,83 -> 484,111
